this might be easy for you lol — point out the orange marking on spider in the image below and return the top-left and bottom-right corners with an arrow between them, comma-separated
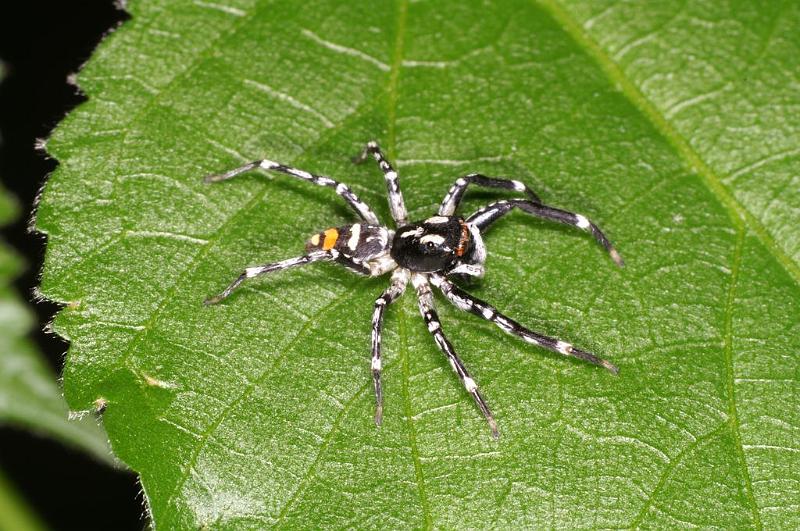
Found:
456,220 -> 470,257
322,228 -> 339,250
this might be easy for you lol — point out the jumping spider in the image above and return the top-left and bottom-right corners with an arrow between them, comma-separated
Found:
203,141 -> 623,438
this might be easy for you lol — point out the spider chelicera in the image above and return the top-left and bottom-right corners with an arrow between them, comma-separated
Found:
203,141 -> 623,438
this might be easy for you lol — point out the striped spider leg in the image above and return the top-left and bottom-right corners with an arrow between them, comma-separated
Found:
467,199 -> 624,267
412,273 -> 499,439
354,140 -> 408,226
370,268 -> 409,425
204,157 -> 381,225
438,173 -> 542,216
429,273 -> 619,374
204,251 -> 335,305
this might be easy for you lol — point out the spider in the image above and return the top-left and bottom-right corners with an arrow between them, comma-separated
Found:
203,141 -> 623,438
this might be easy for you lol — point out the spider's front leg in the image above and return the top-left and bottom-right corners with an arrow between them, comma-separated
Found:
370,269 -> 409,426
203,250 -> 334,305
412,274 -> 499,439
354,141 -> 408,226
438,173 -> 542,216
430,274 -> 618,374
468,199 -> 624,267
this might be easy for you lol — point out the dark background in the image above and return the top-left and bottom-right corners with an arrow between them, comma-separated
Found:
0,2 -> 143,529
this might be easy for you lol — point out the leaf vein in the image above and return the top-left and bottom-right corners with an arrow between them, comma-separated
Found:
724,228 -> 762,529
540,0 -> 800,286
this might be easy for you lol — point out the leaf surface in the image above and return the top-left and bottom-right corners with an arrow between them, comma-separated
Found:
37,0 -> 799,527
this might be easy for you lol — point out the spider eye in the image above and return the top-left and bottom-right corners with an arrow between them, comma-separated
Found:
425,241 -> 436,250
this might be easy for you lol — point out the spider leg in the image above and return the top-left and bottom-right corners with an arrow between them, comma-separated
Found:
204,159 -> 380,225
430,274 -> 619,374
467,199 -> 624,266
204,250 -> 333,305
412,274 -> 499,439
354,141 -> 408,226
438,173 -> 541,216
335,254 -> 372,276
370,269 -> 410,426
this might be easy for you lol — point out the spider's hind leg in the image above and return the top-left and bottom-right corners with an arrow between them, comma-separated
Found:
203,158 -> 381,225
204,250 -> 333,305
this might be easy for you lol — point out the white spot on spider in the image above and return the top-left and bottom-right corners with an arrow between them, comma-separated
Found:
463,377 -> 478,393
456,178 -> 467,186
427,320 -> 440,332
495,317 -> 513,331
260,159 -> 278,169
399,227 -> 423,238
348,223 -> 361,250
480,306 -> 494,319
245,267 -> 262,277
317,176 -> 335,185
576,214 -> 591,230
390,194 -> 406,217
420,234 -> 446,245
372,357 -> 382,371
455,295 -> 473,310
289,168 -> 312,179
336,183 -> 348,194
523,335 -> 540,346
469,210 -> 495,227
512,180 -> 526,191
556,341 -> 573,354
425,216 -> 450,224
385,170 -> 397,180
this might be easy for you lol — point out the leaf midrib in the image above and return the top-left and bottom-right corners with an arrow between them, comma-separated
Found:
536,3 -> 775,526
541,0 -> 800,287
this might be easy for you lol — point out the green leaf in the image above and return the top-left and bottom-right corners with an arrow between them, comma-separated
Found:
0,173 -> 113,464
36,0 -> 799,527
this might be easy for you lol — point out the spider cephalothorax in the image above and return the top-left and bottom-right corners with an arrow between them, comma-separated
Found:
391,216 -> 474,272
203,141 -> 623,438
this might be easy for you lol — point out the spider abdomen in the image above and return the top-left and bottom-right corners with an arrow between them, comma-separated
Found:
306,223 -> 391,262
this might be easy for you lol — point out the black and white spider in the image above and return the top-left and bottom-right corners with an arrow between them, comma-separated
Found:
203,141 -> 623,438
